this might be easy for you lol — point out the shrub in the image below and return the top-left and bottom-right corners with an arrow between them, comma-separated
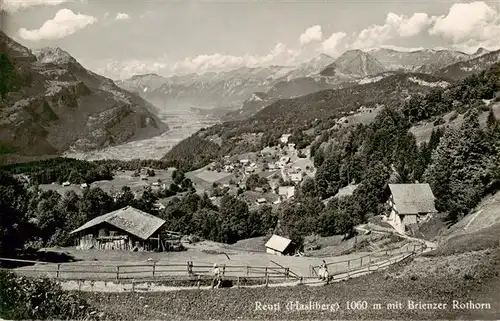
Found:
0,271 -> 92,320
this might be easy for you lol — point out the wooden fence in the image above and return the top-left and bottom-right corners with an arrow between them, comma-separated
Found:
0,240 -> 436,290
0,258 -> 298,283
308,241 -> 431,278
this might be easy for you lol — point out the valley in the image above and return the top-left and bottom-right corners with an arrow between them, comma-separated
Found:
63,101 -> 219,161
2,5 -> 500,320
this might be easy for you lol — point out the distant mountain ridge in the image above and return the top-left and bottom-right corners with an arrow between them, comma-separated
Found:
117,46 -> 493,122
321,50 -> 386,77
0,31 -> 167,158
436,48 -> 500,80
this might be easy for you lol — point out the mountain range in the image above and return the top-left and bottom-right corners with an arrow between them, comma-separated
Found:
0,31 -> 168,160
118,46 -> 498,122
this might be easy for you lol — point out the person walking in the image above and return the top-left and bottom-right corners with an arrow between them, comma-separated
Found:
320,260 -> 329,284
211,263 -> 222,288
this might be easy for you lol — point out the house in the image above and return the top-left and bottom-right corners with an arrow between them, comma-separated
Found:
62,181 -> 70,187
265,235 -> 293,256
276,156 -> 291,168
268,163 -> 278,170
80,183 -> 89,189
70,206 -> 167,251
278,186 -> 295,199
280,134 -> 292,144
256,198 -> 267,205
289,172 -> 303,183
245,166 -> 255,174
385,184 -> 438,234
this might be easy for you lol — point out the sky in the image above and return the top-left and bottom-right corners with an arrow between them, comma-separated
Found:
2,0 -> 500,79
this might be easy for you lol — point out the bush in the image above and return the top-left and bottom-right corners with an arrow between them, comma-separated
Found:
0,271 -> 92,320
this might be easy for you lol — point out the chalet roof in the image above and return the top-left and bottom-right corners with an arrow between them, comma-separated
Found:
265,234 -> 292,253
70,206 -> 166,240
388,184 -> 437,215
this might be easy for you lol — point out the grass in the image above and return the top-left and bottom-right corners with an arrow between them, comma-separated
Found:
424,222 -> 500,257
82,248 -> 500,320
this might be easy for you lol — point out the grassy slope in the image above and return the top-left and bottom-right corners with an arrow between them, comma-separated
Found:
84,247 -> 500,320
83,192 -> 500,320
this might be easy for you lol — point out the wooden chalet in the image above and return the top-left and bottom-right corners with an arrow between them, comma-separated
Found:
385,184 -> 438,234
70,206 -> 179,252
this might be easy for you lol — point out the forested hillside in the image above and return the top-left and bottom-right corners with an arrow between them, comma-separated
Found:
162,73 -> 450,171
2,61 -> 499,254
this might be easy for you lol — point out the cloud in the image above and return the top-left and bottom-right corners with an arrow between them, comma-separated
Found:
351,12 -> 433,49
299,25 -> 323,46
18,9 -> 97,41
115,12 -> 130,20
320,32 -> 347,56
90,43 -> 303,79
1,0 -> 71,12
84,1 -> 500,79
429,1 -> 500,51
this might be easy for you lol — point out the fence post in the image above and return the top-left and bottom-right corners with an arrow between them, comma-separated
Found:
153,262 -> 156,279
56,264 -> 61,278
368,255 -> 371,271
299,277 -> 303,285
264,267 -> 268,280
116,266 -> 120,280
265,274 -> 269,287
197,275 -> 201,289
246,265 -> 249,276
237,276 -> 240,288
223,264 -> 226,276
360,257 -> 363,267
285,268 -> 289,281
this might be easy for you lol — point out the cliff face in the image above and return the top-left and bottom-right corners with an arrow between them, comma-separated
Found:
0,32 -> 168,157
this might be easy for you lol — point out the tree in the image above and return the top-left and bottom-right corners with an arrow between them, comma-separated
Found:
423,111 -> 491,222
487,108 -> 497,129
79,187 -> 114,221
115,186 -> 135,209
135,187 -> 158,214
172,170 -> 185,185
300,177 -> 317,198
219,195 -> 250,243
0,171 -> 30,255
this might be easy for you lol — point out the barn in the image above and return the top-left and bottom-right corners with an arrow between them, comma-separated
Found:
265,235 -> 294,256
70,206 -> 167,251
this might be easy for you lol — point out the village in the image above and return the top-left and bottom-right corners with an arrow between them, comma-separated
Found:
32,103 -> 435,258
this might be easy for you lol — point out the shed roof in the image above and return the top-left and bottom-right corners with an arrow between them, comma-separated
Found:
265,234 -> 292,252
70,206 -> 166,240
388,184 -> 437,215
